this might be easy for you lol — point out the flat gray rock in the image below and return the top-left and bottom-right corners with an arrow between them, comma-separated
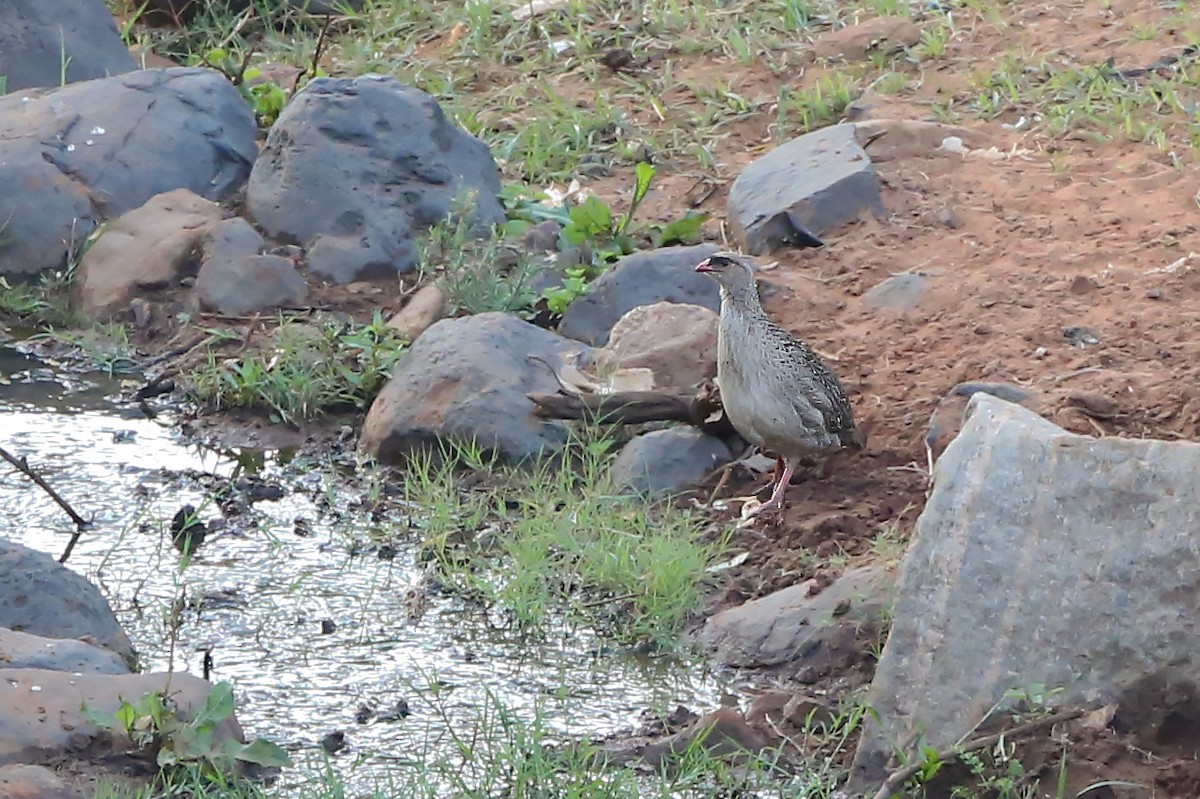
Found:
0,627 -> 130,674
851,394 -> 1200,786
557,244 -> 720,346
610,427 -> 732,500
197,253 -> 309,315
247,75 -> 505,283
0,68 -> 257,278
0,537 -> 133,664
0,0 -> 136,92
359,313 -> 585,464
0,669 -> 241,767
700,564 -> 894,669
727,123 -> 883,255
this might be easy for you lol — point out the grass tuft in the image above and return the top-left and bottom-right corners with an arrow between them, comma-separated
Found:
185,311 -> 405,423
406,434 -> 728,649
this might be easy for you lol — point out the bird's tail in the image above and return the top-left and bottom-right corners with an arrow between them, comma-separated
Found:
841,426 -> 867,451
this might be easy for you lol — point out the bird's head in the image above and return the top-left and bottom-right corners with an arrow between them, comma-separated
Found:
695,252 -> 757,299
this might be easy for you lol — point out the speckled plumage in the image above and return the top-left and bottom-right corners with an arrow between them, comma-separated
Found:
696,251 -> 864,515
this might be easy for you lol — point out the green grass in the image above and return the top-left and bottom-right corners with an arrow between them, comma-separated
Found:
405,435 -> 728,648
185,311 -> 405,423
0,267 -> 82,328
94,682 -> 870,799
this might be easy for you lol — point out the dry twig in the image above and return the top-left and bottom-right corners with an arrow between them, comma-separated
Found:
0,445 -> 93,563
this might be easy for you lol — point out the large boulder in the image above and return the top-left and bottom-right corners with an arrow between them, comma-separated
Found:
247,75 -> 505,284
74,189 -> 225,321
0,68 -> 257,278
0,537 -> 133,663
727,123 -> 883,255
851,394 -> 1200,786
0,0 -> 136,92
359,313 -> 585,464
557,244 -> 720,346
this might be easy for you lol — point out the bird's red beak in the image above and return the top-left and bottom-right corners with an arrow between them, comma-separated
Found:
695,259 -> 713,273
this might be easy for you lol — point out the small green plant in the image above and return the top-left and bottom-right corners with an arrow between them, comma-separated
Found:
499,164 -> 706,315
196,47 -> 293,126
0,264 -> 83,328
85,681 -> 290,778
186,311 -> 405,423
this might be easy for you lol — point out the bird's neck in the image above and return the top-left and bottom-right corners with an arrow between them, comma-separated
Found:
720,284 -> 767,319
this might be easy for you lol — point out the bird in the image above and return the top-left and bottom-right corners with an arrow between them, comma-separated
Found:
695,251 -> 865,517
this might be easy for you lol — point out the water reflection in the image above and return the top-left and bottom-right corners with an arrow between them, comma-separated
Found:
0,343 -> 722,794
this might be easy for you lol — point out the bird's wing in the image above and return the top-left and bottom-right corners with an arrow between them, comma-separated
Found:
770,326 -> 859,437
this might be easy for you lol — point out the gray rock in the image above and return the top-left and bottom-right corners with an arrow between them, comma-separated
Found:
0,764 -> 83,799
0,0 -> 136,92
863,272 -> 929,311
74,189 -> 225,321
611,428 -> 732,500
247,75 -> 505,284
203,217 -> 266,264
727,124 -> 883,255
851,393 -> 1200,787
0,68 -> 257,278
0,627 -> 130,674
699,564 -> 894,669
359,313 -> 585,464
557,244 -> 720,346
0,669 -> 242,767
0,537 -> 133,663
197,254 -> 309,315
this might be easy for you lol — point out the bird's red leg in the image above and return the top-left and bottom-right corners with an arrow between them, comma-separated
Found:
750,458 -> 795,517
755,455 -> 784,496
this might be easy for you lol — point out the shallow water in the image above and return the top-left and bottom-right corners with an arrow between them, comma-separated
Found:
0,342 -> 724,795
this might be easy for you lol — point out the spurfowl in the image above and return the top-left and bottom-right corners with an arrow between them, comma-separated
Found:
696,252 -> 865,517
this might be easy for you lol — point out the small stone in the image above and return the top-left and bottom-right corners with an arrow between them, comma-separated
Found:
387,283 -> 447,342
1069,275 -> 1098,294
863,273 -> 929,312
937,207 -> 963,229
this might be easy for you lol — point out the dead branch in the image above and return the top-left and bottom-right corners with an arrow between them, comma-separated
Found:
0,445 -> 93,563
870,708 -> 1084,799
528,385 -> 735,438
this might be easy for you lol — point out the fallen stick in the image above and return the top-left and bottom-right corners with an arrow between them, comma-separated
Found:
870,708 -> 1084,799
528,385 -> 735,438
0,445 -> 93,563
